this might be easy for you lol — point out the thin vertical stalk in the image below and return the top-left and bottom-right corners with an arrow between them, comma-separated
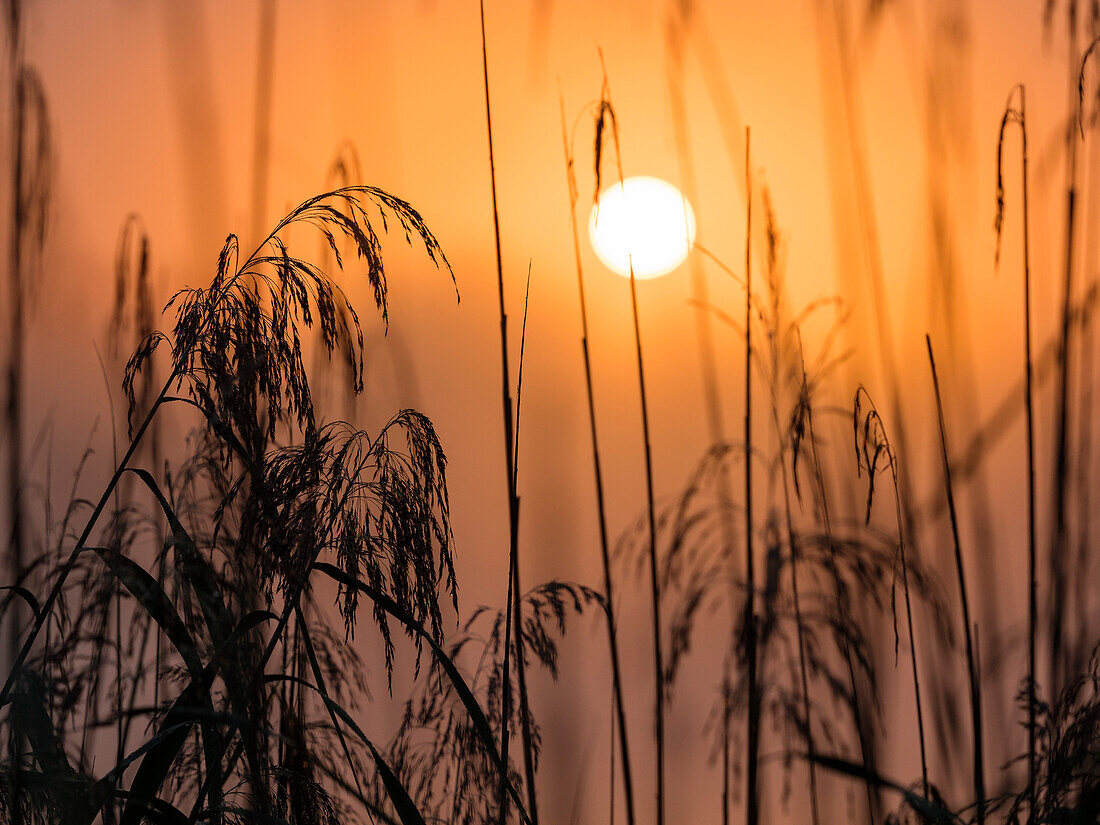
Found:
777,446 -> 820,825
512,266 -> 539,824
5,93 -> 23,654
743,126 -> 760,825
497,504 -> 519,825
1050,9 -> 1082,696
926,335 -> 985,825
5,0 -> 26,710
478,3 -> 537,822
100,347 -> 125,806
761,227 -> 819,825
4,11 -> 39,814
803,369 -> 877,819
597,65 -> 664,825
1072,39 -> 1100,685
769,389 -> 820,825
892,460 -> 929,799
559,91 -> 636,825
722,691 -> 731,825
4,113 -> 24,825
1000,83 -> 1038,819
626,256 -> 664,825
851,385 -> 929,796
154,547 -> 165,710
1021,86 -> 1037,825
609,685 -> 617,825
594,62 -> 660,825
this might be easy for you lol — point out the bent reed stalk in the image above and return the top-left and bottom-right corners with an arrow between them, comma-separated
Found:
478,3 -> 538,821
594,63 -> 667,825
743,126 -> 761,825
559,88 -> 637,825
0,186 -> 450,704
996,81 -> 1037,822
926,334 -> 985,825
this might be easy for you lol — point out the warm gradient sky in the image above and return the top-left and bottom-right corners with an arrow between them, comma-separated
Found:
8,0 -> 1099,822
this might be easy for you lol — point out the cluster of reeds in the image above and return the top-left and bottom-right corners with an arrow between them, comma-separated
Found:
0,184 -> 512,824
4,3 -> 1100,825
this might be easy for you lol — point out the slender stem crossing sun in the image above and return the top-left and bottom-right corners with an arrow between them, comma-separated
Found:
589,176 -> 696,279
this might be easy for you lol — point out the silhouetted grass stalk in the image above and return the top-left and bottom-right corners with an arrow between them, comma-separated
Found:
595,62 -> 665,825
743,126 -> 760,825
478,3 -> 537,821
799,352 -> 880,820
558,90 -> 636,825
996,82 -> 1037,820
1072,40 -> 1100,685
852,386 -> 929,796
774,402 -> 820,825
512,263 -> 539,825
4,20 -> 50,819
627,201 -> 664,825
926,334 -> 985,825
5,7 -> 28,814
98,346 -> 126,810
762,210 -> 820,825
1049,16 -> 1085,696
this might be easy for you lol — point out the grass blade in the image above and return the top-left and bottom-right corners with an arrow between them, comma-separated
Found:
311,561 -> 534,825
926,334 -> 985,825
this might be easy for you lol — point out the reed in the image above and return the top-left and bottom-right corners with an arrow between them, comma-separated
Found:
996,82 -> 1037,821
3,5 -> 49,815
512,262 -> 539,825
659,226 -> 901,825
927,334 -> 985,825
1048,11 -> 1087,698
762,211 -> 820,825
592,60 -> 666,825
476,3 -> 537,820
853,386 -> 930,796
559,88 -> 636,825
742,126 -> 760,825
0,186 -> 516,825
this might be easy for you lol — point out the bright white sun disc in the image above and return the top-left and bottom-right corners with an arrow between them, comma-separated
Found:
589,176 -> 696,280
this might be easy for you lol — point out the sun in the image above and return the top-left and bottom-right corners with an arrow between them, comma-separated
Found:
588,176 -> 696,280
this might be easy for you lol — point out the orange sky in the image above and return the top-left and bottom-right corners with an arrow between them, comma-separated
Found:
6,0 -> 1098,822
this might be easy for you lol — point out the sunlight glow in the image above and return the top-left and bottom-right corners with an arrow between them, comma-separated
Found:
588,176 -> 696,280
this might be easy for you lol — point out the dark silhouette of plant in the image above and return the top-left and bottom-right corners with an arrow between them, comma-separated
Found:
1008,644 -> 1100,824
3,4 -> 51,817
995,82 -> 1037,820
591,61 -> 668,825
0,184 -> 496,825
476,6 -> 537,821
854,387 -> 930,795
381,581 -> 602,825
558,88 -> 636,825
615,192 -> 940,824
927,335 -> 986,825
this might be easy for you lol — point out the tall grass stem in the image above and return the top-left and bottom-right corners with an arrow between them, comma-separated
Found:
926,334 -> 985,825
558,89 -> 636,825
